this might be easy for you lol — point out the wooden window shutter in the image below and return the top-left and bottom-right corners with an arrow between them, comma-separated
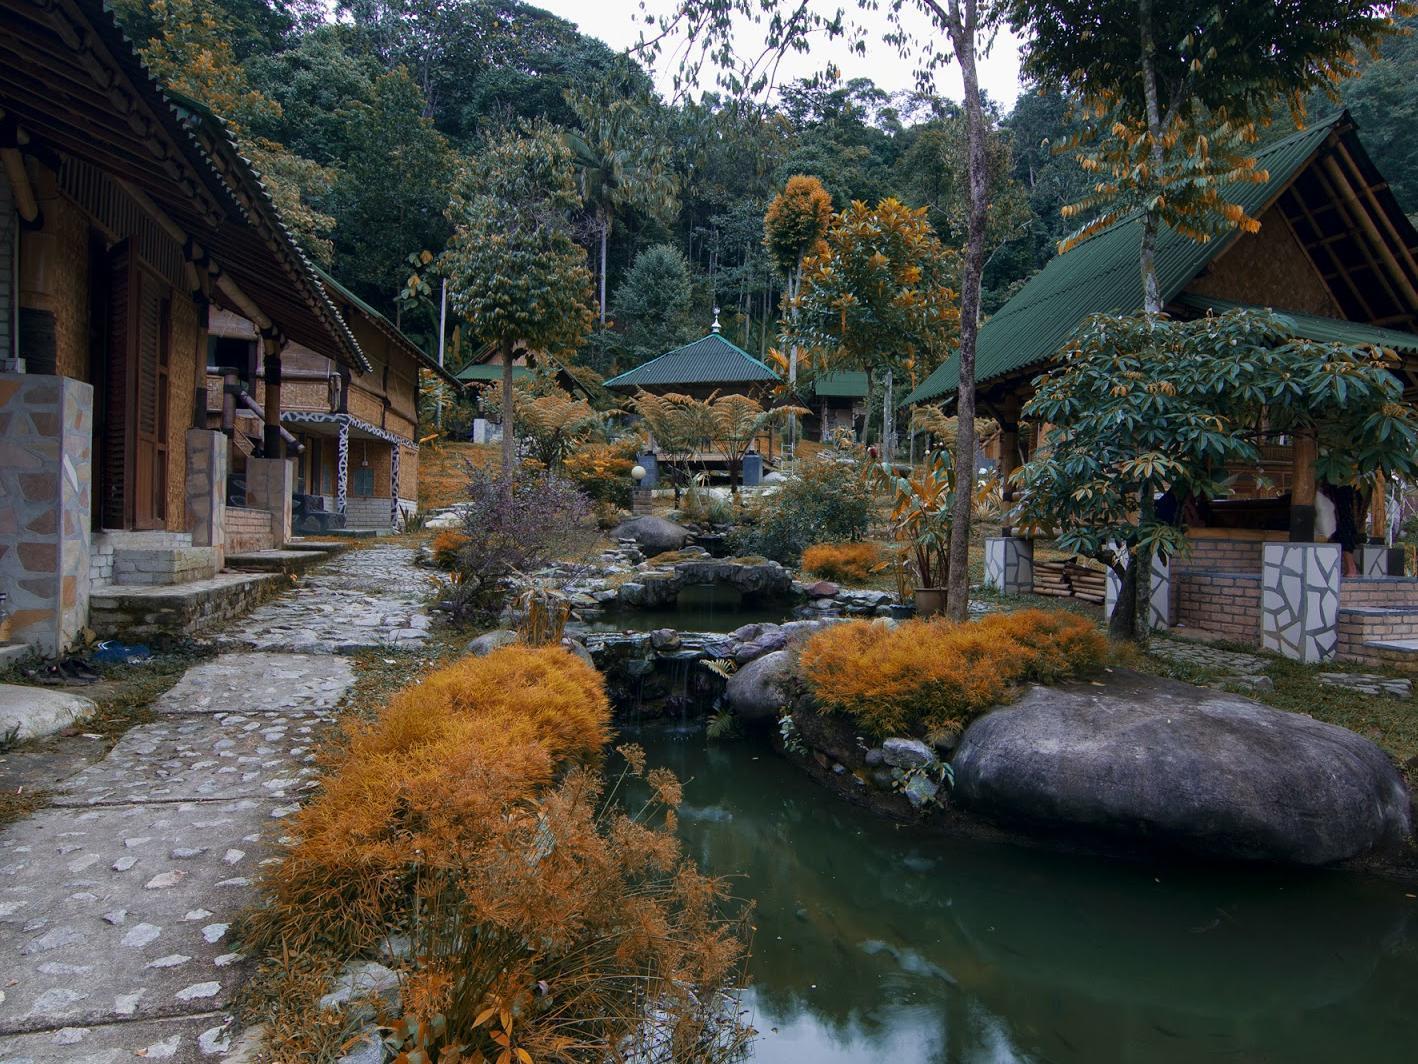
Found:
100,241 -> 136,530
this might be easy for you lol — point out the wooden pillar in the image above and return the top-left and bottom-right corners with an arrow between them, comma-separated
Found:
1290,431 -> 1318,542
998,422 -> 1018,534
221,371 -> 238,436
1371,470 -> 1388,541
262,336 -> 283,458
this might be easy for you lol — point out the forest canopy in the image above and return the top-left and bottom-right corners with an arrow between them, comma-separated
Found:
109,0 -> 1418,375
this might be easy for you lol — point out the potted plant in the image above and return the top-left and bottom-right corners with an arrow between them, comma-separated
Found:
887,450 -> 956,618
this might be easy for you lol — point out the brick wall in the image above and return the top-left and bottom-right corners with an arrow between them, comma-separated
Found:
1176,572 -> 1262,644
1176,537 -> 1265,574
1339,577 -> 1418,607
225,506 -> 274,554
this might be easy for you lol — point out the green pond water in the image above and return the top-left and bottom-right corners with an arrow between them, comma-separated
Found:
627,726 -> 1418,1064
582,584 -> 796,634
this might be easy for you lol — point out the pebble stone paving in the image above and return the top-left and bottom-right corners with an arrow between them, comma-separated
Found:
0,547 -> 429,1062
1150,637 -> 1413,698
216,546 -> 433,654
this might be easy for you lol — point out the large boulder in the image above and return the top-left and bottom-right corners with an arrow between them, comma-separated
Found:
952,671 -> 1412,865
725,650 -> 796,721
611,515 -> 693,554
465,629 -> 518,656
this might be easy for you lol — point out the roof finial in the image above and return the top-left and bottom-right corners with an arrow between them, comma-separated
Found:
712,306 -> 721,334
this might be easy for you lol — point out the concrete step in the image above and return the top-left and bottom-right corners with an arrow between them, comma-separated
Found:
89,572 -> 284,640
224,549 -> 331,575
112,545 -> 219,586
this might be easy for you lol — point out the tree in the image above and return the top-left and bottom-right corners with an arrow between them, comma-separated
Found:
325,67 -> 457,303
477,383 -> 606,472
795,198 -> 959,483
611,244 -> 695,367
564,82 -> 680,324
1015,309 -> 1418,637
639,0 -> 1002,621
442,124 -> 595,474
1007,0 -> 1407,313
630,391 -> 716,504
706,393 -> 809,491
764,174 -> 833,458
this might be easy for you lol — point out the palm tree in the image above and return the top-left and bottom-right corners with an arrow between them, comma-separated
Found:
564,85 -> 678,325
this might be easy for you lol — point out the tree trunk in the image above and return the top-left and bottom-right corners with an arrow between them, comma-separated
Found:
944,0 -> 987,622
1138,0 -> 1165,314
500,335 -> 516,475
1108,559 -> 1138,639
1131,488 -> 1157,644
599,212 -> 610,326
882,367 -> 894,465
787,261 -> 802,461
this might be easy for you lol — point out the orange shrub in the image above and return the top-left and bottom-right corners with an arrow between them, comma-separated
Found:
800,541 -> 884,584
798,608 -> 1106,738
246,644 -> 750,1061
430,529 -> 469,567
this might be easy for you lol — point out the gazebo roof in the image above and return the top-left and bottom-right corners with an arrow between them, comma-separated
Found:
604,333 -> 779,390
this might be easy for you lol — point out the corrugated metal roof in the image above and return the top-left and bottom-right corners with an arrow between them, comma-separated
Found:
604,334 -> 779,389
455,363 -> 534,383
1178,294 -> 1418,354
904,113 -> 1346,406
812,370 -> 870,398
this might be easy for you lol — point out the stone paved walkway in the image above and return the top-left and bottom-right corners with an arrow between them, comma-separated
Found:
0,547 -> 430,1061
216,546 -> 432,654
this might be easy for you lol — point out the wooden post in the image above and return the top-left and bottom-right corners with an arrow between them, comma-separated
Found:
1290,431 -> 1318,542
220,371 -> 238,436
1371,469 -> 1388,542
262,337 -> 283,459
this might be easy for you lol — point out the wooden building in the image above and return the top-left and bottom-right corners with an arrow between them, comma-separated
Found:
0,0 -> 402,657
907,112 -> 1418,667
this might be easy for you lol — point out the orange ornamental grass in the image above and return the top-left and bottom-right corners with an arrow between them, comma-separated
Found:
800,541 -> 884,584
798,608 -> 1106,739
246,644 -> 751,1062
431,530 -> 470,567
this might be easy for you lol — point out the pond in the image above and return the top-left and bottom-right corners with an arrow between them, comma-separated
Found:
581,584 -> 797,635
626,725 -> 1418,1064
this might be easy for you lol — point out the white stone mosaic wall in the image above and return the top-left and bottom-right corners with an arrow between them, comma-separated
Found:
984,537 -> 1033,594
1104,548 -> 1172,629
1261,542 -> 1341,663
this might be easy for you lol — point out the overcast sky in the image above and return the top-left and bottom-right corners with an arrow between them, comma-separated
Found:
534,1 -> 1025,110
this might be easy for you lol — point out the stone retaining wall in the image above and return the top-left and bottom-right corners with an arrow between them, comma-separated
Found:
88,572 -> 283,639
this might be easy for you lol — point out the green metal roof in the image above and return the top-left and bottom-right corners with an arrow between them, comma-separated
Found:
1177,294 -> 1418,355
811,370 -> 870,398
604,333 -> 779,389
455,363 -> 535,383
904,113 -> 1347,407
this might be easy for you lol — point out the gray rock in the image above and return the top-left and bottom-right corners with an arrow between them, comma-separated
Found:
864,747 -> 885,767
930,726 -> 963,756
337,1028 -> 384,1064
725,650 -> 796,721
561,639 -> 595,668
805,580 -> 839,598
650,628 -> 681,651
611,515 -> 693,553
952,670 -> 1413,865
733,628 -> 790,664
0,684 -> 95,742
319,960 -> 401,1013
882,738 -> 936,770
465,629 -> 519,656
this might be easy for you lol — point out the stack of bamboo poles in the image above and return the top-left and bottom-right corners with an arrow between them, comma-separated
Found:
1031,558 -> 1106,605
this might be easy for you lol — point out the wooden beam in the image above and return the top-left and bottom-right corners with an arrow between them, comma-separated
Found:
1290,431 -> 1318,542
1281,189 -> 1378,320
0,147 -> 39,222
1321,154 -> 1418,310
1334,141 -> 1418,289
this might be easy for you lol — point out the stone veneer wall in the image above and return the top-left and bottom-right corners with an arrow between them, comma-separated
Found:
1175,572 -> 1262,643
984,537 -> 1033,594
1261,542 -> 1341,663
0,374 -> 93,655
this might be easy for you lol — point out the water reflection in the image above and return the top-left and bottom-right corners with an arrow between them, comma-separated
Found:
627,727 -> 1418,1063
580,584 -> 795,634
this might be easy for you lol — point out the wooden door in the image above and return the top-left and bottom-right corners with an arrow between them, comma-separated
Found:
98,242 -> 169,530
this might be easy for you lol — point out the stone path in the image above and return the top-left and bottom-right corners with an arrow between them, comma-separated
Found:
0,547 -> 430,1061
1318,672 -> 1413,699
1147,639 -> 1275,691
217,546 -> 433,654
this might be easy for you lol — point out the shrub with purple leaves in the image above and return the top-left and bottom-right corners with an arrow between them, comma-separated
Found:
451,469 -> 592,619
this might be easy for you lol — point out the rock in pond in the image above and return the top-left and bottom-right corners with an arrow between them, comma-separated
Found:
466,629 -> 519,656
882,737 -> 936,770
951,670 -> 1412,865
725,650 -> 796,721
611,515 -> 693,553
